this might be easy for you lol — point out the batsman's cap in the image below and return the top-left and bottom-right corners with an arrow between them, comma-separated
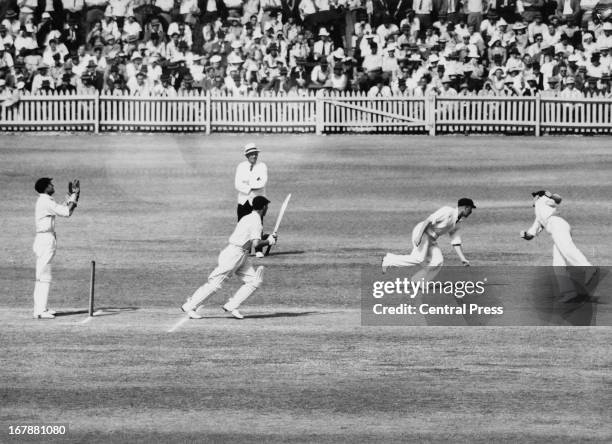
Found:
252,195 -> 270,209
35,177 -> 53,193
243,142 -> 259,155
458,197 -> 476,208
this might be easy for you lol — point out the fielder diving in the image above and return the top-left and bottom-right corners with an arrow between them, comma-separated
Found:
181,196 -> 277,320
382,198 -> 476,282
520,190 -> 591,266
521,190 -> 598,302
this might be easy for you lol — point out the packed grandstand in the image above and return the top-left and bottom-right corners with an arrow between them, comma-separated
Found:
0,0 -> 612,98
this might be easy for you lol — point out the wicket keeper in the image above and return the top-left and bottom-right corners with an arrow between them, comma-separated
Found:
32,177 -> 80,319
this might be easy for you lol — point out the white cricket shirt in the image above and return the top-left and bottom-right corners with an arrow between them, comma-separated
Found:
35,194 -> 71,234
228,212 -> 263,249
424,206 -> 462,245
527,196 -> 559,236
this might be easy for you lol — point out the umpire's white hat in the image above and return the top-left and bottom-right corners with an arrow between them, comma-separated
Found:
244,142 -> 259,155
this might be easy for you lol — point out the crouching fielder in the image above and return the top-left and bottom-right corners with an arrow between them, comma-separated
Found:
181,196 -> 277,320
382,198 -> 476,281
32,177 -> 80,319
521,190 -> 591,266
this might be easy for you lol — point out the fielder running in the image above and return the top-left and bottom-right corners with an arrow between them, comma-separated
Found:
520,190 -> 591,266
181,196 -> 277,320
32,178 -> 80,319
382,198 -> 477,282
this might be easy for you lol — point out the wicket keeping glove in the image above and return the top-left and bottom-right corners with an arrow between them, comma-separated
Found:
520,230 -> 534,241
68,178 -> 80,202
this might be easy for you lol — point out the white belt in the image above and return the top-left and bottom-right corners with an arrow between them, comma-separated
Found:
36,231 -> 56,237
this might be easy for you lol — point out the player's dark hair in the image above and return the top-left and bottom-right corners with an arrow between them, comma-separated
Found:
252,196 -> 270,210
35,177 -> 52,193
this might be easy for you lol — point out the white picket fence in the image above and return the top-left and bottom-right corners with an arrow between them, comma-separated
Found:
2,90 -> 612,135
0,91 -> 98,132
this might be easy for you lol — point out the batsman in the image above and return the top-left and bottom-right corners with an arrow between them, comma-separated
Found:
181,196 -> 278,320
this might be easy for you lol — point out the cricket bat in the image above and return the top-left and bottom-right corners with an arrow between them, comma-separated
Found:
265,193 -> 291,256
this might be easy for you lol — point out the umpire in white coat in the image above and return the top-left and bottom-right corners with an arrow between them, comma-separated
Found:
235,142 -> 268,221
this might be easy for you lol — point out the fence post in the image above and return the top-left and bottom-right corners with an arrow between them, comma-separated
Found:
93,91 -> 100,134
535,94 -> 541,137
315,92 -> 324,135
426,95 -> 436,136
205,91 -> 211,134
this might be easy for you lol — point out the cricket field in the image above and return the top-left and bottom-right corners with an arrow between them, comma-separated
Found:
1,134 -> 611,443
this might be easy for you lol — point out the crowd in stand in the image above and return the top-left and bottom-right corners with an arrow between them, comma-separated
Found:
1,0 -> 612,99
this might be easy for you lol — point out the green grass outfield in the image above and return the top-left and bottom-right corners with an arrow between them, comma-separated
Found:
1,134 -> 611,443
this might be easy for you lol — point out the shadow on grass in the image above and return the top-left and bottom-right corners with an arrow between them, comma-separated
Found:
245,311 -> 321,319
192,311 -> 325,320
266,250 -> 305,257
93,307 -> 140,317
54,309 -> 89,317
55,307 -> 140,317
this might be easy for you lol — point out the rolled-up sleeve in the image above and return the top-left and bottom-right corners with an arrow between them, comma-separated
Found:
449,227 -> 462,246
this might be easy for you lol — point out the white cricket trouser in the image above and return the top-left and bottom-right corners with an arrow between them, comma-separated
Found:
32,233 -> 56,316
186,244 -> 263,311
383,222 -> 443,282
546,216 -> 592,301
547,216 -> 591,267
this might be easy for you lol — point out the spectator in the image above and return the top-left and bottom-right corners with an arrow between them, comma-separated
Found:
153,73 -> 177,95
368,77 -> 391,96
492,0 -> 518,24
31,64 -> 53,92
2,10 -> 20,37
56,72 -> 77,92
559,75 -> 584,97
62,0 -> 86,24
527,14 -> 547,43
85,0 -> 109,35
465,0 -> 486,30
381,43 -> 400,78
521,0 -> 545,23
310,58 -> 331,86
438,75 -> 457,95
14,26 -> 39,54
522,74 -> 539,94
414,0 -> 433,39
313,27 -> 334,60
330,63 -> 348,90
123,13 -> 143,42
129,69 -> 150,94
